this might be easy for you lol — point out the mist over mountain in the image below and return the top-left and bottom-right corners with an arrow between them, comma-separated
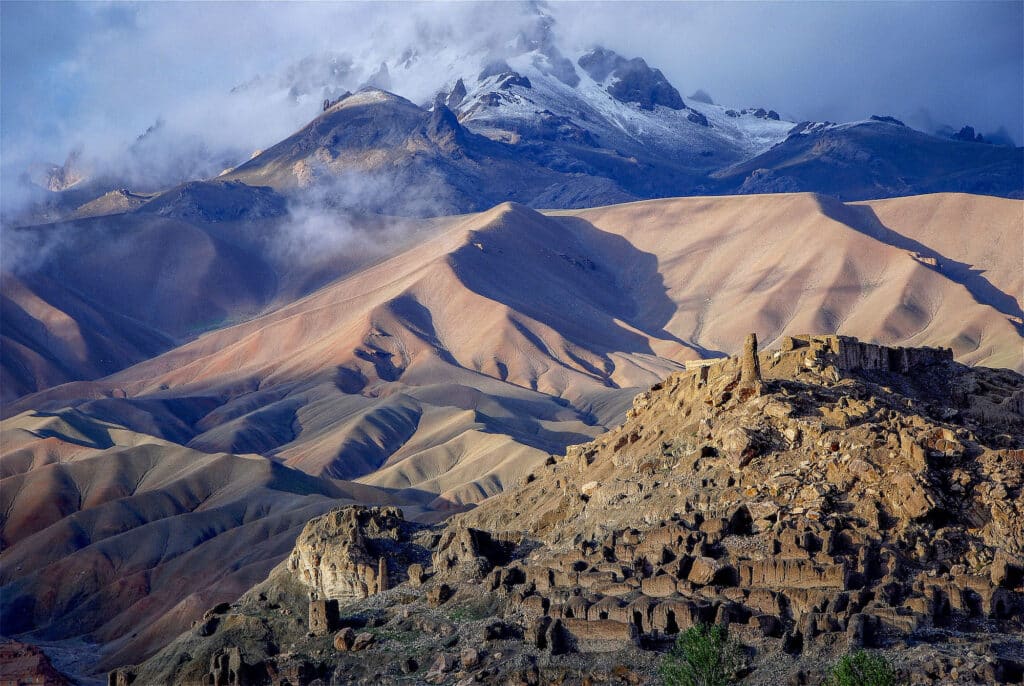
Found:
2,0 -> 1021,221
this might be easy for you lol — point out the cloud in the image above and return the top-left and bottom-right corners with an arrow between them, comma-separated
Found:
1,220 -> 77,274
269,168 -> 454,268
548,1 -> 1022,143
0,2 -> 546,213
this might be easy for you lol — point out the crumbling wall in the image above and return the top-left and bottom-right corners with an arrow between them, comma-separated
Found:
786,334 -> 953,373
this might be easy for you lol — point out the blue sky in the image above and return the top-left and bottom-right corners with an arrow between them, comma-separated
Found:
2,0 -> 1021,195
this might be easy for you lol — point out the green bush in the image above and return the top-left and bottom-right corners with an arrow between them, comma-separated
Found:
659,623 -> 742,686
825,650 -> 897,686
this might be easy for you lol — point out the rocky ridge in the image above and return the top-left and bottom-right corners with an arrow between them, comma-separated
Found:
111,334 -> 1024,685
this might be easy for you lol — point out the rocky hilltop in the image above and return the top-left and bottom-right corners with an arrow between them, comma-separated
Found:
111,335 -> 1024,685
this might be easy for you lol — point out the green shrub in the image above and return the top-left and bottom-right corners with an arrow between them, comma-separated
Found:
825,650 -> 897,686
659,623 -> 742,686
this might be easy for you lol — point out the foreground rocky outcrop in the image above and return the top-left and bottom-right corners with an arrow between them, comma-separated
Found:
0,638 -> 71,685
111,335 -> 1024,685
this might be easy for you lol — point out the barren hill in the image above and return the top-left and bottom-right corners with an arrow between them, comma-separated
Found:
0,407 -> 418,671
9,194 -> 1022,504
1,205 -> 451,401
562,192 -> 1022,370
2,192 -> 1021,679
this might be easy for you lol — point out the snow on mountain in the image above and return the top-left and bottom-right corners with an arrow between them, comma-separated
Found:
451,45 -> 795,166
221,3 -> 797,180
11,4 -> 1021,228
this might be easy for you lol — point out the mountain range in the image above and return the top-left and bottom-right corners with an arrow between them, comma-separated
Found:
13,31 -> 1024,228
5,36 -> 1021,399
1,9 -> 1022,684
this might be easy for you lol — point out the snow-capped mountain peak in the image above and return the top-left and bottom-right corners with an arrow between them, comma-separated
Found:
447,44 -> 796,168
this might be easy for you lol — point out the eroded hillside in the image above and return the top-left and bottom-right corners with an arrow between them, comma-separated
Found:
113,335 -> 1024,685
3,193 -> 1022,679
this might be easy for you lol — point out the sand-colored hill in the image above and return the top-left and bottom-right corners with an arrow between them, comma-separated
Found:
0,407 -> 426,671
856,192 -> 1023,321
1,192 -> 1021,678
1,205 -> 455,400
560,192 -> 1022,371
7,193 -> 1021,503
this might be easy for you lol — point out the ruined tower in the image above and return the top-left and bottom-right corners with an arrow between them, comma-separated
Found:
740,333 -> 763,388
308,597 -> 339,635
377,556 -> 389,594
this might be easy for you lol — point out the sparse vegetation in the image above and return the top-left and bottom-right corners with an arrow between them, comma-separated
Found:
445,603 -> 492,622
825,650 -> 898,686
659,623 -> 742,686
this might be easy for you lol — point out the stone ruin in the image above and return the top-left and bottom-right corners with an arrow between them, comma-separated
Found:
448,332 -> 1023,681
692,333 -> 953,379
484,509 -> 1022,670
307,597 -> 340,636
739,332 -> 763,389
432,525 -> 518,580
208,647 -> 245,686
289,507 -> 399,600
783,334 -> 954,374
109,334 -> 1024,685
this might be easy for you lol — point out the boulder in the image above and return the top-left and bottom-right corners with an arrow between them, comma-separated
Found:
333,627 -> 355,651
688,557 -> 734,586
991,554 -> 1024,589
351,632 -> 375,651
460,647 -> 481,669
427,584 -> 452,607
433,526 -> 512,579
424,654 -> 455,683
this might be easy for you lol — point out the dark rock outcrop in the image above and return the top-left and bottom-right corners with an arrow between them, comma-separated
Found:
870,114 -> 906,126
446,78 -> 467,109
578,47 -> 685,111
953,125 -> 986,143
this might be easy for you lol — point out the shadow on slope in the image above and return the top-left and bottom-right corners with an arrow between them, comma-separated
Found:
449,204 -> 717,374
0,412 -> 456,672
815,195 -> 1024,334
